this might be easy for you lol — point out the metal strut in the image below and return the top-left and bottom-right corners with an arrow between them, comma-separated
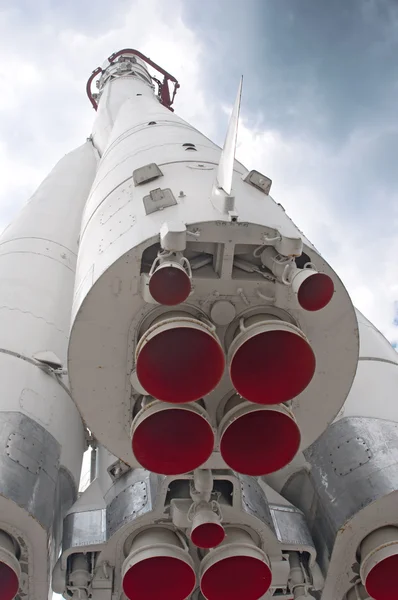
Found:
86,48 -> 180,111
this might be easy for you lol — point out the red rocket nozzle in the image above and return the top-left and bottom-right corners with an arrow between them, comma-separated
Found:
132,404 -> 214,475
123,556 -> 195,600
149,263 -> 191,306
220,405 -> 301,475
190,503 -> 225,549
201,555 -> 272,600
191,522 -> 225,549
360,527 -> 398,600
0,561 -> 19,600
296,271 -> 334,312
122,529 -> 196,600
365,554 -> 398,600
136,318 -> 225,403
229,322 -> 315,405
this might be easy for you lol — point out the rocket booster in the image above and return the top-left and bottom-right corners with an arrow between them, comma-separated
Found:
70,49 -> 357,480
0,49 -> 396,600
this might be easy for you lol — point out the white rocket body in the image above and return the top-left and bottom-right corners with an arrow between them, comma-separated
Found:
0,49 -> 395,600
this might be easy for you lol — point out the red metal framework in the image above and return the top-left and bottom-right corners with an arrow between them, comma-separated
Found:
86,49 -> 180,112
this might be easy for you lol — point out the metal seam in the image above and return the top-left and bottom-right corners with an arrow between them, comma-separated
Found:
358,356 -> 398,367
0,348 -> 73,400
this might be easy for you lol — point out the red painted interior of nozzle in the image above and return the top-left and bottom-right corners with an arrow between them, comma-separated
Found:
201,555 -> 272,600
297,272 -> 334,311
123,556 -> 196,600
365,554 -> 398,600
230,329 -> 315,404
0,562 -> 19,600
132,407 -> 214,475
191,522 -> 225,549
149,265 -> 191,306
137,327 -> 225,403
220,408 -> 301,475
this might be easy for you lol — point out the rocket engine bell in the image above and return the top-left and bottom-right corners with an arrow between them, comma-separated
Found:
1,46 -> 396,600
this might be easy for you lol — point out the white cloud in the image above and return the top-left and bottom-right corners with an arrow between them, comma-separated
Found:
0,142 -> 44,231
0,0 -> 215,232
0,60 -> 43,111
235,116 -> 398,344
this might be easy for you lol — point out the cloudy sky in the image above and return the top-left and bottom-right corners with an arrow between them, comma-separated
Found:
0,0 -> 397,596
1,0 -> 398,346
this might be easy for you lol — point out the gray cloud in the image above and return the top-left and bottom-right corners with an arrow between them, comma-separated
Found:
180,0 -> 398,341
183,0 -> 398,141
1,0 -> 397,345
2,0 -> 130,35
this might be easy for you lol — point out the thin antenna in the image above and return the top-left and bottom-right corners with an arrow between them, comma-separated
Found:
216,76 -> 243,196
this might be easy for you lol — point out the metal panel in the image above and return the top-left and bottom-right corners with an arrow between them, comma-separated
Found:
0,412 -> 60,531
62,472 -> 164,554
239,475 -> 274,531
62,509 -> 107,550
53,467 -> 78,561
143,187 -> 177,214
305,417 -> 398,534
133,163 -> 163,186
290,417 -> 398,598
243,169 -> 272,195
106,480 -> 152,538
269,504 -> 316,556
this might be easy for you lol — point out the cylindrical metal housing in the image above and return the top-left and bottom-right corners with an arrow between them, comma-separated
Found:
0,141 -> 96,598
68,54 -> 358,470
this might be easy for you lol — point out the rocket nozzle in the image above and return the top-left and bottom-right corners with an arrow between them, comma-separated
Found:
131,401 -> 214,475
149,260 -> 191,306
360,527 -> 398,600
136,315 -> 225,404
190,503 -> 225,549
228,316 -> 315,405
122,528 -> 196,600
219,399 -> 301,475
292,268 -> 334,312
200,528 -> 272,600
0,532 -> 20,600
260,247 -> 334,312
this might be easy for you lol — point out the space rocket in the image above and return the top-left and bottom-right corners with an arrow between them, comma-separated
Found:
0,48 -> 396,600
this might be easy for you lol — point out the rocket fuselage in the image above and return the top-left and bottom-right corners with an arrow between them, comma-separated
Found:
0,49 -> 396,600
